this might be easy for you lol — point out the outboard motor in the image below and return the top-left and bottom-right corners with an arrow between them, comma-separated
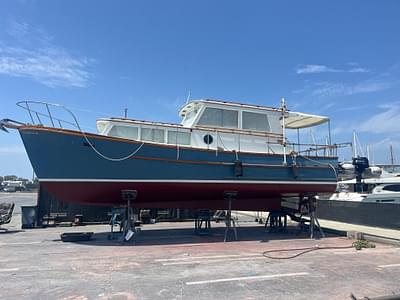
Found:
352,156 -> 369,192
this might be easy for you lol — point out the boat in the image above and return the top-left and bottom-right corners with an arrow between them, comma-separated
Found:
329,171 -> 400,204
1,98 -> 340,211
317,157 -> 400,229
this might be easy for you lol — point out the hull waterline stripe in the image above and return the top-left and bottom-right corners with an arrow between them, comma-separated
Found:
38,179 -> 336,185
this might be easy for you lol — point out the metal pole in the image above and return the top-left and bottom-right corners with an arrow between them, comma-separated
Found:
281,98 -> 287,165
328,120 -> 332,156
46,104 -> 55,128
25,102 -> 35,124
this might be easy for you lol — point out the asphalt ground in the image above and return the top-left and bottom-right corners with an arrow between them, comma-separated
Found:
1,192 -> 400,300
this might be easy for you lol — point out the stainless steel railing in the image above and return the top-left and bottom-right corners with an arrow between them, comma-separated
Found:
16,100 -> 80,130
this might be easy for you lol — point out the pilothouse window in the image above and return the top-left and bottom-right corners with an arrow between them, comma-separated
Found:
242,111 -> 270,132
141,128 -> 165,143
198,108 -> 238,128
168,131 -> 191,145
108,125 -> 139,140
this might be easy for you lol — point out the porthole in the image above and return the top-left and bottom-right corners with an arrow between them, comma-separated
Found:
203,134 -> 213,144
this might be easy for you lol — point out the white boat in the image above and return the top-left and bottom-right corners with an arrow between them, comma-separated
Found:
330,173 -> 400,204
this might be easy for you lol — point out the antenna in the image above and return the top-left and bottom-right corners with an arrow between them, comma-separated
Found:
186,90 -> 191,104
124,108 -> 128,119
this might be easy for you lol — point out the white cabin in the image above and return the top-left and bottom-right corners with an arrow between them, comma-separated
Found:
96,99 -> 329,154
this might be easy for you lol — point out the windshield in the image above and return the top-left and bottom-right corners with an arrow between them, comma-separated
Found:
181,107 -> 198,126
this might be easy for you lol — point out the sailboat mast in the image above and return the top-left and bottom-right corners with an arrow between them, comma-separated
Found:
390,143 -> 395,172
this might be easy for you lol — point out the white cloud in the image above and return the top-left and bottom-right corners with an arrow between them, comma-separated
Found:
311,80 -> 390,97
296,64 -> 369,74
348,67 -> 369,73
0,21 -> 92,87
0,47 -> 91,87
358,104 -> 400,134
296,65 -> 341,74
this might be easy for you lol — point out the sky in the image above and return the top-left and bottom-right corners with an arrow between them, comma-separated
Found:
0,0 -> 400,178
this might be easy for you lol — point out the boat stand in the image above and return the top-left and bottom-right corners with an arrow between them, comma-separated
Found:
194,209 -> 212,236
265,211 -> 288,231
109,207 -> 125,240
223,191 -> 238,242
299,194 -> 325,239
114,190 -> 139,243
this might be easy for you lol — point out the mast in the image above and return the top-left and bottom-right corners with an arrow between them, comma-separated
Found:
390,142 -> 395,172
352,130 -> 357,158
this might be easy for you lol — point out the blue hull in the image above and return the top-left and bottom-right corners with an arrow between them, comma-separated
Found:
19,126 -> 338,210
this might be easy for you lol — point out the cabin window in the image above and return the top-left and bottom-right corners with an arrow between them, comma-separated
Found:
242,111 -> 270,131
167,131 -> 191,145
198,108 -> 238,128
141,128 -> 165,143
108,125 -> 139,140
382,185 -> 400,192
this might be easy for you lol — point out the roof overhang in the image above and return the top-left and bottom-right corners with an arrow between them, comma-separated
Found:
284,111 -> 329,129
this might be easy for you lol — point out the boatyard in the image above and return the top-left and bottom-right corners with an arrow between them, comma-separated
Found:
1,192 -> 399,300
1,2 -> 400,300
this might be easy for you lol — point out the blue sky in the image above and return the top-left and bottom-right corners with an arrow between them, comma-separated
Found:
1,1 -> 400,178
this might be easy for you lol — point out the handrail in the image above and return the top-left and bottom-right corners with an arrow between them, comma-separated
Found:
17,101 -> 80,129
16,100 -> 145,162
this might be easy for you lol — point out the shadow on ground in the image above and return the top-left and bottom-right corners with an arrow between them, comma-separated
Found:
0,229 -> 24,234
65,224 -> 337,246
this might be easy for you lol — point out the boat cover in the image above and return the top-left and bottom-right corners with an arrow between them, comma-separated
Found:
284,111 -> 329,129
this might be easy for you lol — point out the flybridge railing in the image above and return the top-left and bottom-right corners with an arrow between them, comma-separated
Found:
16,101 -> 81,130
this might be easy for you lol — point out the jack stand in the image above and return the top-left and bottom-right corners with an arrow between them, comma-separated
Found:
223,191 -> 238,242
194,209 -> 212,236
265,211 -> 287,232
109,207 -> 125,240
299,194 -> 325,239
120,190 -> 138,243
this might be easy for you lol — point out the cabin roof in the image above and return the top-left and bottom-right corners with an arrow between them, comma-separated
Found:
179,99 -> 329,129
178,99 -> 279,117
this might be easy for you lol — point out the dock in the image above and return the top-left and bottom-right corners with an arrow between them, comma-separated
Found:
1,192 -> 400,300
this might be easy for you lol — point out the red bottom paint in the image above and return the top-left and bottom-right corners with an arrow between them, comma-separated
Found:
40,181 -> 336,211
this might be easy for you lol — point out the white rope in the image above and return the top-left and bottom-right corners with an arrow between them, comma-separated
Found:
22,101 -> 145,162
73,111 -> 145,162
297,154 -> 338,181
216,131 -> 239,160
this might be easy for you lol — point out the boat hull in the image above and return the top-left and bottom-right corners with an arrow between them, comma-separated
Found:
19,126 -> 338,210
